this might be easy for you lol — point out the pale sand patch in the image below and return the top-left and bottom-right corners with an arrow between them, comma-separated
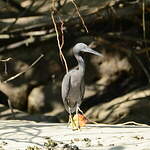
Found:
0,120 -> 150,150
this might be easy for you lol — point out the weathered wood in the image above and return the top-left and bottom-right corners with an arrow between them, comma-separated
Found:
0,4 -> 140,34
86,87 -> 150,124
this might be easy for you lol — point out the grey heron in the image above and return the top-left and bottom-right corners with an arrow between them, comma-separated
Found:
61,43 -> 103,129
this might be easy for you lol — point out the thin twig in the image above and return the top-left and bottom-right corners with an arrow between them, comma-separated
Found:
0,33 -> 57,52
4,62 -> 8,75
121,121 -> 149,126
59,16 -> 64,49
51,11 -> 68,73
0,58 -> 12,62
78,107 -> 149,127
59,16 -> 66,65
142,0 -> 146,46
3,54 -> 44,83
142,0 -> 150,60
0,37 -> 35,52
71,0 -> 88,33
0,57 -> 12,75
8,99 -> 16,119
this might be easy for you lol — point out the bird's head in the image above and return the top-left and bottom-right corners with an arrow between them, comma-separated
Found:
73,43 -> 103,57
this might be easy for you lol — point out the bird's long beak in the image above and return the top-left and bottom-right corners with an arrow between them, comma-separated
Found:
84,47 -> 103,56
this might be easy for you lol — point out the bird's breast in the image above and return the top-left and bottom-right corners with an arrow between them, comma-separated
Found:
68,76 -> 84,99
71,77 -> 82,88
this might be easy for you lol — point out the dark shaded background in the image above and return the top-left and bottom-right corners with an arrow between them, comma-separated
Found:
0,0 -> 150,124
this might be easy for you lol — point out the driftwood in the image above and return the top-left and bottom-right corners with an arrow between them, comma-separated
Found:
86,87 -> 150,124
0,4 -> 140,33
0,2 -> 144,53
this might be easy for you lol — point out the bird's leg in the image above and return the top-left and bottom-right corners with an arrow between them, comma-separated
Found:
68,107 -> 72,125
78,107 -> 88,127
67,114 -> 71,127
68,108 -> 76,129
75,105 -> 80,130
68,114 -> 72,126
78,107 -> 85,116
78,107 -> 87,120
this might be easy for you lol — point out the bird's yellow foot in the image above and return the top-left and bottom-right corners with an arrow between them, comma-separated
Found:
69,114 -> 87,130
68,115 -> 79,130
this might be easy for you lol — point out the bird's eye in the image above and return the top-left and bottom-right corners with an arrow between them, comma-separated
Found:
79,51 -> 84,56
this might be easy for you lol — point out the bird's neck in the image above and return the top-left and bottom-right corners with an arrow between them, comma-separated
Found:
75,54 -> 85,74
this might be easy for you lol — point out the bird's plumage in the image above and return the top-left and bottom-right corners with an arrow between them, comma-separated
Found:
61,43 -> 102,115
61,68 -> 85,113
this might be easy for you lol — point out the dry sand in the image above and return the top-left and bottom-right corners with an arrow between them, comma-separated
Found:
0,120 -> 150,150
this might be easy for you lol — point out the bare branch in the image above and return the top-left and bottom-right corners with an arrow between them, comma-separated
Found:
0,57 -> 12,62
8,99 -> 16,119
51,11 -> 68,73
2,0 -> 35,33
71,0 -> 88,33
0,57 -> 12,75
3,54 -> 44,83
2,0 -> 28,12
